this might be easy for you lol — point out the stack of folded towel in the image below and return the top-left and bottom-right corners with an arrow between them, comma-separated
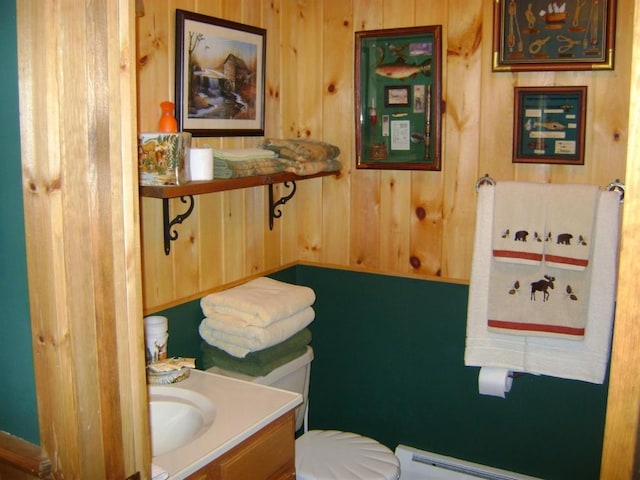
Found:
260,138 -> 342,176
198,277 -> 316,376
213,148 -> 284,179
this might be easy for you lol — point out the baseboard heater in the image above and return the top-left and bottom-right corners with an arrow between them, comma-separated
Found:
395,445 -> 542,480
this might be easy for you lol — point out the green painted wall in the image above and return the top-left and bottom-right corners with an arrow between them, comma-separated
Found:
0,0 -> 40,444
162,265 -> 608,480
297,265 -> 607,480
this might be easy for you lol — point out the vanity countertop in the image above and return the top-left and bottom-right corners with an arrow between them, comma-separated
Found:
152,368 -> 302,479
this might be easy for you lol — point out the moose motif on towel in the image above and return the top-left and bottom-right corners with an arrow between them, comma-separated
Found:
530,275 -> 555,302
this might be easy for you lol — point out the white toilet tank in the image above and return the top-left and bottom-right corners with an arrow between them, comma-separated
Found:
206,346 -> 313,431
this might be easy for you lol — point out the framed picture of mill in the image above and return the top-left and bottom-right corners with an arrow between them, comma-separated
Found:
175,9 -> 266,136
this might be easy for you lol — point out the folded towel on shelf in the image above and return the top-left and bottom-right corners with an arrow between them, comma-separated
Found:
543,183 -> 599,271
213,157 -> 284,179
200,277 -> 316,327
261,138 -> 341,163
213,148 -> 276,161
492,182 -> 545,265
200,328 -> 312,376
198,306 -> 315,357
280,157 -> 342,176
465,185 -> 526,370
524,190 -> 620,383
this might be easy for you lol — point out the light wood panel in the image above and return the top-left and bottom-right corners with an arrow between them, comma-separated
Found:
136,3 -> 638,476
600,2 -> 640,476
18,0 -> 148,478
138,0 -> 633,312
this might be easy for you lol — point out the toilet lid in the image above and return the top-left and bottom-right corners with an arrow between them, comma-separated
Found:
296,430 -> 400,480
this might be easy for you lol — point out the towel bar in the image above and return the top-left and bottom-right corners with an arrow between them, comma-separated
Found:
606,179 -> 625,203
474,173 -> 496,191
474,174 -> 626,204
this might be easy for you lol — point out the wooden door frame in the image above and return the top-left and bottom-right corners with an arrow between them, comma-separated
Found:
16,0 -> 150,478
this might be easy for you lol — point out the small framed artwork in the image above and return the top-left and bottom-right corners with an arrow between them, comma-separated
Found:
175,9 -> 266,137
513,86 -> 587,165
492,0 -> 616,72
384,86 -> 410,107
355,25 -> 442,170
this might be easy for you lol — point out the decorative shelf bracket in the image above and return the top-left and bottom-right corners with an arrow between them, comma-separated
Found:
163,195 -> 195,255
268,181 -> 297,230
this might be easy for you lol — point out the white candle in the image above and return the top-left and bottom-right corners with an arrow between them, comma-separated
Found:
189,147 -> 214,181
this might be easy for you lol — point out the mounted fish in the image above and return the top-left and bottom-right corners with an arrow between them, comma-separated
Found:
375,58 -> 431,80
355,25 -> 442,171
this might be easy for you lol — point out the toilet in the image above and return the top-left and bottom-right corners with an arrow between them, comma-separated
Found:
207,346 -> 400,480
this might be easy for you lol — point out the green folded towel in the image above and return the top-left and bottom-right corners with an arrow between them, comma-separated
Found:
200,328 -> 312,377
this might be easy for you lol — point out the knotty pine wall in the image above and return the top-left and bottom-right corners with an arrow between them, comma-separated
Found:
138,0 -> 633,313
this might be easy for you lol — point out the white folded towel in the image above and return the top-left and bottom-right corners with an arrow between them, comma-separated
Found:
466,186 -> 621,383
199,306 -> 315,357
492,182 -> 545,265
200,277 -> 316,327
544,183 -> 599,271
465,185 -> 526,370
524,190 -> 620,383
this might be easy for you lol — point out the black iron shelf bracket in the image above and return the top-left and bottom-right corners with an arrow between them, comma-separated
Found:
160,182 -> 298,254
163,195 -> 195,255
268,181 -> 297,230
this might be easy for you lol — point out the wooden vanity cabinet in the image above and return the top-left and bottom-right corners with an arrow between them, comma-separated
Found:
185,411 -> 296,480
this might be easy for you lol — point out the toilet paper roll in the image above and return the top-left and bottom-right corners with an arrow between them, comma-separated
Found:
478,367 -> 513,398
189,147 -> 214,181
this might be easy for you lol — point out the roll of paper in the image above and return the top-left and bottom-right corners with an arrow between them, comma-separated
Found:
478,367 -> 513,398
190,147 -> 214,181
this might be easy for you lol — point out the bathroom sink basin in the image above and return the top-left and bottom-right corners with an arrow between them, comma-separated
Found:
149,386 -> 216,457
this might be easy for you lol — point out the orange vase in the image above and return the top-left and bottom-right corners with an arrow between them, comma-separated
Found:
158,101 -> 178,133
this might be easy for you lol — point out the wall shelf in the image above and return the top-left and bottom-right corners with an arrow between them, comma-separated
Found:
139,170 -> 339,255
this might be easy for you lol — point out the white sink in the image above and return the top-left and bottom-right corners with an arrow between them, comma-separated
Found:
149,386 -> 216,457
150,369 -> 301,480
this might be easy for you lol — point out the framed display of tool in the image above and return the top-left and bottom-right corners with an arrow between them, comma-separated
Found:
355,25 -> 442,170
513,86 -> 587,164
493,0 -> 616,71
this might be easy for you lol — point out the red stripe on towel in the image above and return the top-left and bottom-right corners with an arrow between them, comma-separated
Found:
493,250 -> 544,262
544,254 -> 589,268
488,319 -> 585,337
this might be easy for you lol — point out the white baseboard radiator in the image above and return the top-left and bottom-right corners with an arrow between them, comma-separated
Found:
395,445 -> 542,480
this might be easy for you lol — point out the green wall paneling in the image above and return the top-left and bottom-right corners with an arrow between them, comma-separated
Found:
156,265 -> 607,480
296,265 -> 607,480
0,0 -> 40,445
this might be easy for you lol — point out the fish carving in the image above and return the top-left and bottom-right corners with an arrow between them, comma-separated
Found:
375,58 -> 431,80
533,121 -> 566,130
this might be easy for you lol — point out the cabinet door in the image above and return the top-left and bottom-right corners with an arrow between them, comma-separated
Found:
186,411 -> 296,480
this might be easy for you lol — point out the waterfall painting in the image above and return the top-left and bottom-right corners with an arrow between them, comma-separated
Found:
175,10 -> 266,136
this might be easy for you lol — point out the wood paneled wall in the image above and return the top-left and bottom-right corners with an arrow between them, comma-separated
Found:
138,0 -> 632,312
18,0 -> 149,478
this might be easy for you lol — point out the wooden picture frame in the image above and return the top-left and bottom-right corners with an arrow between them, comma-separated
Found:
175,9 -> 266,137
492,0 -> 616,72
355,25 -> 442,170
513,86 -> 587,165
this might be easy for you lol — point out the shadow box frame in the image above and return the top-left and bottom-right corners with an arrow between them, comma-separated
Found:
513,86 -> 587,165
175,9 -> 266,137
492,0 -> 617,72
355,25 -> 443,171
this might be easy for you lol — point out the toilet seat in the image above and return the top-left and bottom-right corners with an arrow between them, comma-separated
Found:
295,430 -> 400,480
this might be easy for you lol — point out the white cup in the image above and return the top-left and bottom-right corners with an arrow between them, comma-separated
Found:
189,147 -> 214,181
144,315 -> 169,363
